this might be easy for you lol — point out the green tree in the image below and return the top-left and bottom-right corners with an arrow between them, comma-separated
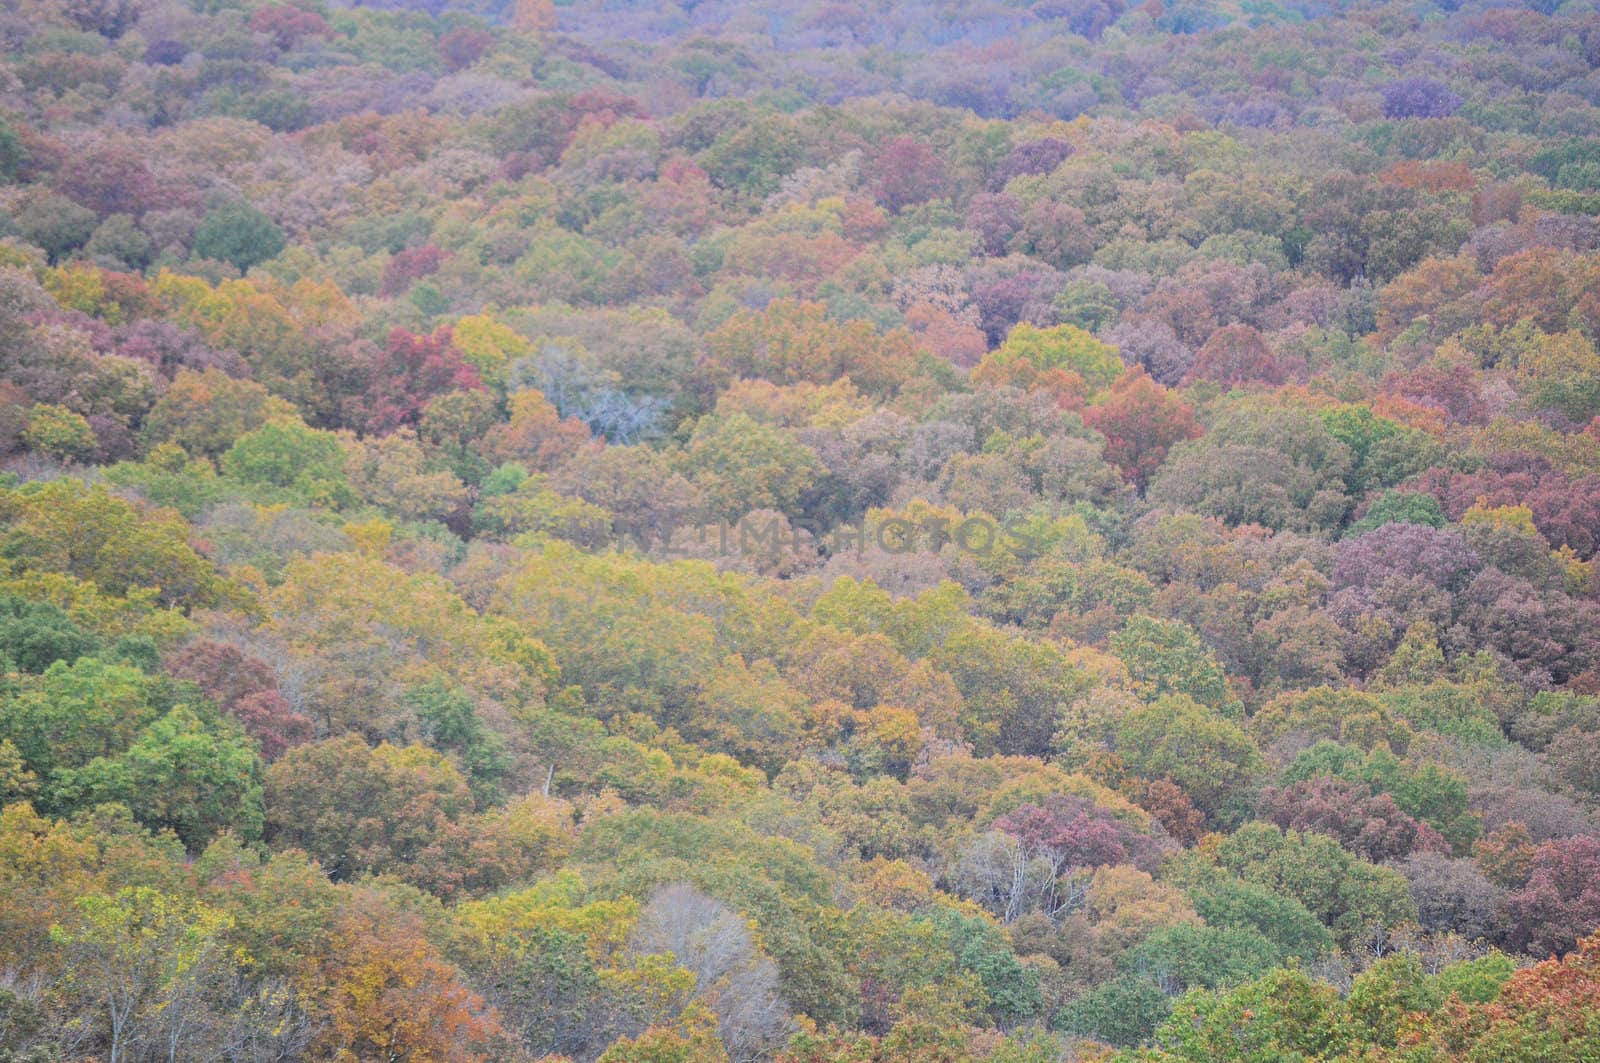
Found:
1138,967 -> 1343,1062
0,656 -> 167,789
1115,694 -> 1262,825
1344,490 -> 1447,538
677,413 -> 820,522
1342,954 -> 1440,1048
1209,822 -> 1418,947
1058,975 -> 1170,1047
1110,616 -> 1238,715
23,403 -> 96,462
1181,874 -> 1335,961
192,201 -> 286,272
919,907 -> 1042,1025
59,705 -> 265,849
0,595 -> 100,674
406,679 -> 512,807
986,324 -> 1124,390
219,418 -> 352,507
15,192 -> 97,263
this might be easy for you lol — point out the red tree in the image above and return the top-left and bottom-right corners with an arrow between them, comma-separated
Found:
166,639 -> 312,760
248,4 -> 333,50
866,137 -> 948,213
1085,367 -> 1202,492
380,245 -> 449,297
438,26 -> 495,71
994,795 -> 1169,875
365,327 -> 482,436
1184,323 -> 1284,387
1257,777 -> 1449,863
56,142 -> 160,216
1506,836 -> 1600,958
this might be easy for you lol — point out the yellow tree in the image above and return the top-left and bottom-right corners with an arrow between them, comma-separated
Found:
51,886 -> 241,1063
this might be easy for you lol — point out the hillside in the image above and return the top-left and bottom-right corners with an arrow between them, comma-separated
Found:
0,0 -> 1599,1059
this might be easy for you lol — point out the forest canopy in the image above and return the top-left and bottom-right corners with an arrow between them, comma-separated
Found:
0,0 -> 1599,1059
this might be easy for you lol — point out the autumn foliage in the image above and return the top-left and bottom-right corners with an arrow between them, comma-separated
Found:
0,0 -> 1597,1059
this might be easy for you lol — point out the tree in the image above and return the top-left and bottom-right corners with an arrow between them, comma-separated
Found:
15,192 -> 98,263
0,479 -> 240,608
60,0 -> 141,37
978,323 -> 1124,393
1345,490 -> 1447,538
1142,967 -> 1342,1062
866,137 -> 948,213
1257,776 -> 1446,863
1344,954 -> 1442,1049
597,1006 -> 731,1063
166,639 -> 311,761
405,679 -> 511,807
261,735 -> 560,900
1406,930 -> 1600,1061
1057,975 -> 1170,1047
1133,779 -> 1207,847
1147,442 -> 1348,532
1382,77 -> 1463,119
57,143 -> 158,217
917,907 -> 1041,1024
0,596 -> 100,674
705,300 -> 917,399
310,889 -> 506,1062
1184,324 -> 1282,387
991,138 -> 1074,189
1397,852 -> 1505,941
1252,688 -> 1414,757
478,389 -> 592,472
61,705 -> 265,849
364,327 -> 483,436
1406,454 -> 1600,561
23,403 -> 96,462
1084,369 -> 1201,491
142,369 -> 294,460
1109,617 -> 1237,715
263,735 -> 472,883
248,3 -> 332,50
550,443 -> 702,548
1183,875 -> 1334,962
1115,695 -> 1262,825
343,428 -> 469,524
0,656 -> 167,792
438,26 -> 495,71
1476,822 -> 1538,890
1331,522 -> 1479,625
51,887 -> 239,1063
263,549 -> 555,740
1013,199 -> 1095,270
966,192 -> 1022,256
994,792 -> 1167,884
192,202 -> 286,273
1208,822 -> 1418,948
686,657 -> 806,778
630,885 -> 794,1062
509,0 -> 557,33
220,418 -> 352,506
1122,922 -> 1284,996
381,244 -> 449,297
677,413 -> 820,522
1505,836 -> 1600,958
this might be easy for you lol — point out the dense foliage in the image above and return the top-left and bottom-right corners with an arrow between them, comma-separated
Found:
0,0 -> 1599,1058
